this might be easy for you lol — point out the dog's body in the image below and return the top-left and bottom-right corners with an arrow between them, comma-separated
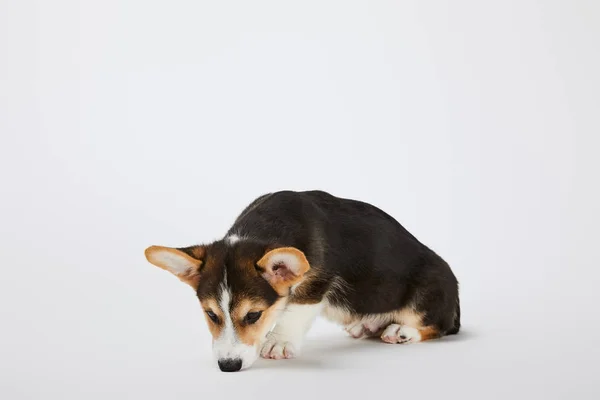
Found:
145,190 -> 460,372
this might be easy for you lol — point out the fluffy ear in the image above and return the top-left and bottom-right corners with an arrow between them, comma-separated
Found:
256,247 -> 310,295
144,245 -> 204,287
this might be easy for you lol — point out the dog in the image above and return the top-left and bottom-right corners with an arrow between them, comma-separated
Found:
144,190 -> 460,372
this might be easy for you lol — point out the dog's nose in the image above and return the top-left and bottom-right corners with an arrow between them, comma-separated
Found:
218,358 -> 242,372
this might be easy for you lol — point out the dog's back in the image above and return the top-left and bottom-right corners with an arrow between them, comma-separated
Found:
228,190 -> 460,337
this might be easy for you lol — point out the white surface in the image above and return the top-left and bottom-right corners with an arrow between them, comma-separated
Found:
1,1 -> 599,399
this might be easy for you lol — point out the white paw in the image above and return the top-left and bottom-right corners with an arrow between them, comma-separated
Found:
345,321 -> 384,338
260,337 -> 298,360
345,322 -> 367,339
380,324 -> 421,344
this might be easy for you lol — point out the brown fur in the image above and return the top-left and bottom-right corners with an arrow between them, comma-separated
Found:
201,298 -> 223,338
288,272 -> 328,304
200,296 -> 286,346
235,298 -> 286,346
417,326 -> 441,341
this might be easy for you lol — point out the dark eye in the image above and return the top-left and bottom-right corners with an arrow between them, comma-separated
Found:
244,311 -> 262,324
205,310 -> 219,323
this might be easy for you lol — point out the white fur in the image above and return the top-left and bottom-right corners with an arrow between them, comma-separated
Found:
381,324 -> 421,344
321,300 -> 424,338
225,234 -> 242,244
267,253 -> 304,275
321,300 -> 354,325
151,251 -> 193,275
345,321 -> 366,338
290,282 -> 301,294
261,302 -> 323,359
399,326 -> 421,342
212,282 -> 257,369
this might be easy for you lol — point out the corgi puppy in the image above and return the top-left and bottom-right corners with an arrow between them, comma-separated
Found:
144,190 -> 460,372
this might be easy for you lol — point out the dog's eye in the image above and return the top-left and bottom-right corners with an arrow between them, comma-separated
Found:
244,311 -> 262,324
205,310 -> 219,323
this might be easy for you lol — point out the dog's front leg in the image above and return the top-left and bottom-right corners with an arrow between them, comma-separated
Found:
260,302 -> 322,359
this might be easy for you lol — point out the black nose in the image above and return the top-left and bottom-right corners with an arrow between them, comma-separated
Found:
218,358 -> 242,372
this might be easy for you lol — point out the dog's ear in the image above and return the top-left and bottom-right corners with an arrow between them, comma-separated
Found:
256,247 -> 310,295
144,245 -> 205,288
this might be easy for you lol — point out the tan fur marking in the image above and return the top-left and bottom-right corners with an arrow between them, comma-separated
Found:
321,301 -> 357,325
235,298 -> 286,346
321,303 -> 424,329
418,326 -> 441,341
201,298 -> 223,338
232,299 -> 269,321
321,302 -> 446,342
392,306 -> 424,327
200,296 -> 286,347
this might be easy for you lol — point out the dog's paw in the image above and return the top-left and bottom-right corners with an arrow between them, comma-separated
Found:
345,321 -> 384,338
380,324 -> 421,344
345,322 -> 367,339
260,338 -> 298,360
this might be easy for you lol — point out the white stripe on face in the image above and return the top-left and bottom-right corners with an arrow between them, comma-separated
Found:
211,281 -> 257,370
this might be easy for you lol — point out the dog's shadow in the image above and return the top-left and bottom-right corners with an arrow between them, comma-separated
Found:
252,329 -> 474,371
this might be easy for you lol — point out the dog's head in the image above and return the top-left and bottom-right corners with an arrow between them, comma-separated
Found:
144,240 -> 310,372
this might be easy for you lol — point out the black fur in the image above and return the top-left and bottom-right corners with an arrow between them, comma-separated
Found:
228,190 -> 460,335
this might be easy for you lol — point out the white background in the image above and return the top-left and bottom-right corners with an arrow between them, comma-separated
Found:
1,1 -> 599,399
